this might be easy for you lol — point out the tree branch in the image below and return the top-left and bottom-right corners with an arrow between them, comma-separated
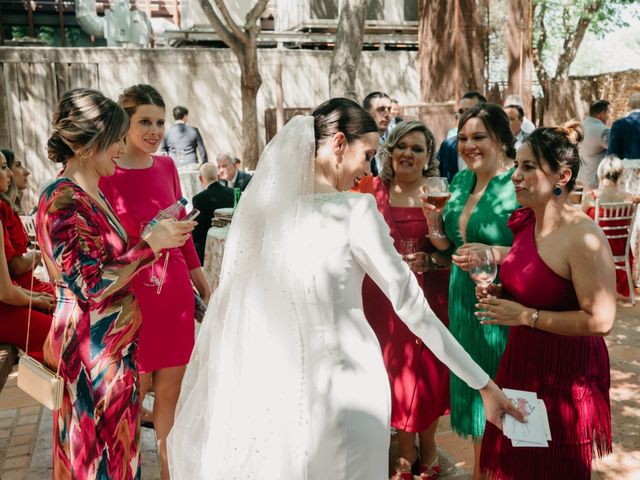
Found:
197,0 -> 242,52
246,0 -> 269,27
555,0 -> 604,78
211,0 -> 246,41
532,1 -> 549,84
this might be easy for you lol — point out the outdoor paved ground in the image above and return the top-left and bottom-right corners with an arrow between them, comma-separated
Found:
0,301 -> 638,479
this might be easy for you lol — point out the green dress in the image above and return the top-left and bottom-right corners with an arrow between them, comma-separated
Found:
443,168 -> 518,439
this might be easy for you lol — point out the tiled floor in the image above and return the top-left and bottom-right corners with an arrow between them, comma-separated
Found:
1,301 -> 639,479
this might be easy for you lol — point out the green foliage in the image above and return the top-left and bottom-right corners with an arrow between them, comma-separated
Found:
37,26 -> 57,46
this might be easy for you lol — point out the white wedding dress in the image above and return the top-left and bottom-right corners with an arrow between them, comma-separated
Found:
168,117 -> 489,480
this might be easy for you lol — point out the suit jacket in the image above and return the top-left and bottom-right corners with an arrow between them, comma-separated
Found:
437,136 -> 459,183
192,182 -> 235,264
219,170 -> 253,191
578,116 -> 610,189
608,111 -> 640,160
160,123 -> 208,167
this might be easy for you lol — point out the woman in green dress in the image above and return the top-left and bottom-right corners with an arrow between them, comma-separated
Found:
423,103 -> 518,480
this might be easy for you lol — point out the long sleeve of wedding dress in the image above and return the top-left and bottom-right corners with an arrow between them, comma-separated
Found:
349,193 -> 490,390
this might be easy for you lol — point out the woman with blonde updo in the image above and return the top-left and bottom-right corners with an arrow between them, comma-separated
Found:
479,123 -> 615,479
36,88 -> 194,479
581,154 -> 639,298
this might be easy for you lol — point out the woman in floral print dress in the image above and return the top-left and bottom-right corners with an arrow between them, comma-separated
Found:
36,88 -> 195,479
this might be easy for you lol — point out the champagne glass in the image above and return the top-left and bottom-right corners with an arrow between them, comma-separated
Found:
469,247 -> 497,319
422,177 -> 450,239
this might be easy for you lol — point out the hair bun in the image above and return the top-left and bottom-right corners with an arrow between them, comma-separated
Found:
47,131 -> 74,164
558,120 -> 583,146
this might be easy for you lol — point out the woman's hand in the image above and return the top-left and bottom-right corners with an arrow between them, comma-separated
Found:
452,243 -> 495,271
144,219 -> 196,254
403,251 -> 431,274
479,380 -> 526,431
32,292 -> 56,313
475,283 -> 502,300
475,296 -> 534,327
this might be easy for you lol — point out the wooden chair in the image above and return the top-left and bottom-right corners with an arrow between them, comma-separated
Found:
594,201 -> 637,305
19,215 -> 37,243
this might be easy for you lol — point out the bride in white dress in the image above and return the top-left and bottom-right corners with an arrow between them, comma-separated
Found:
168,99 -> 522,480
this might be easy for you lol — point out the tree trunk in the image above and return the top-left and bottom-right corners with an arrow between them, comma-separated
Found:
329,0 -> 368,100
419,0 -> 486,103
506,0 -> 532,113
240,36 -> 262,170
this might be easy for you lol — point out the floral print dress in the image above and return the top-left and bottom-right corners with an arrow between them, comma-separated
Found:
36,178 -> 156,480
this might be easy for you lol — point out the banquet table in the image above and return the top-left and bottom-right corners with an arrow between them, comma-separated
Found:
202,225 -> 230,292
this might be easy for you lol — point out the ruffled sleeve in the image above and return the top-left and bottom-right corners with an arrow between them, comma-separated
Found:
507,207 -> 535,235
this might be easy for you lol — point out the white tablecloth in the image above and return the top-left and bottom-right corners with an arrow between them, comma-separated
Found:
202,225 -> 229,292
178,166 -> 202,210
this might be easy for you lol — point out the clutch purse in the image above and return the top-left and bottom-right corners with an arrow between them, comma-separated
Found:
17,354 -> 63,411
16,254 -> 65,410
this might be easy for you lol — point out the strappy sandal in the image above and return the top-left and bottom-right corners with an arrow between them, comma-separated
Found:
418,456 -> 440,479
390,457 -> 414,480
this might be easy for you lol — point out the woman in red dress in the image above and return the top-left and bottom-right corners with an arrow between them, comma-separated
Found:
581,154 -> 638,298
355,121 -> 450,479
478,123 -> 615,479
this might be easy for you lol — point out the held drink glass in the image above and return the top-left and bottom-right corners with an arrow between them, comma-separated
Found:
399,238 -> 419,262
423,177 -> 450,239
468,247 -> 497,320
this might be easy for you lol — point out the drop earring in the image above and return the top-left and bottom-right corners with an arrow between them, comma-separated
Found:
553,185 -> 562,196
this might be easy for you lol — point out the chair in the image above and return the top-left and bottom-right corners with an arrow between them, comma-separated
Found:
594,201 -> 637,305
19,215 -> 37,243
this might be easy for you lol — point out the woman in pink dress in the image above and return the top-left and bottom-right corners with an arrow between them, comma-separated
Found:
478,123 -> 615,479
100,84 -> 211,480
355,121 -> 450,479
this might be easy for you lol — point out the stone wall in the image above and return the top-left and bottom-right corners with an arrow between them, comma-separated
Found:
0,47 -> 424,208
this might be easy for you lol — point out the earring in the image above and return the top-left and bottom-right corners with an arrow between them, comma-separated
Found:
553,185 -> 562,196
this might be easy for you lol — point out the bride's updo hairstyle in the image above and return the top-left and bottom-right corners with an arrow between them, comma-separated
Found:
523,121 -> 583,192
47,88 -> 128,165
312,97 -> 378,152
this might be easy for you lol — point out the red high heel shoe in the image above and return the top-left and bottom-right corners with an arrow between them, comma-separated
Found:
390,457 -> 414,480
418,456 -> 440,479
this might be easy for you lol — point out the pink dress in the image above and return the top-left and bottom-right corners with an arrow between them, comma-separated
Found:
480,208 -> 612,479
361,177 -> 450,432
100,156 -> 200,373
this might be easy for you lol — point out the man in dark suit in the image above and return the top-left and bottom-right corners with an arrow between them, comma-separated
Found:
160,106 -> 208,167
608,93 -> 640,160
192,163 -> 235,264
216,152 -> 252,191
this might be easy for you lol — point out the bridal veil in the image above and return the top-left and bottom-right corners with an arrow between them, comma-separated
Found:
168,116 -> 318,479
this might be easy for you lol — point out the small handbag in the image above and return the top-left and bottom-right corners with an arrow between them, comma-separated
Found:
16,256 -> 64,410
194,289 -> 207,323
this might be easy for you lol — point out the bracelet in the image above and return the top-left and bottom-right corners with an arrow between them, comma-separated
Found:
530,309 -> 539,329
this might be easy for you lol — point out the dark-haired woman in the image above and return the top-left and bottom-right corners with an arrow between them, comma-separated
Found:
423,103 -> 518,479
479,124 -> 614,479
168,98 -> 524,480
37,88 -> 195,479
0,150 -> 54,361
99,84 -> 211,480
0,148 -> 53,295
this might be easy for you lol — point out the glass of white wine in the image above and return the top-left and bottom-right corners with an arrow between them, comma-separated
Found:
468,247 -> 497,319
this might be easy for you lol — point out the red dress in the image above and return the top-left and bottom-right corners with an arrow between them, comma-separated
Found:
361,178 -> 450,432
0,201 -> 53,362
585,197 -> 634,297
480,208 -> 612,479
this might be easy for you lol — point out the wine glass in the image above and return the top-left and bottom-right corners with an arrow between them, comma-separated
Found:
399,238 -> 419,263
468,247 -> 497,319
469,247 -> 497,288
422,177 -> 450,239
